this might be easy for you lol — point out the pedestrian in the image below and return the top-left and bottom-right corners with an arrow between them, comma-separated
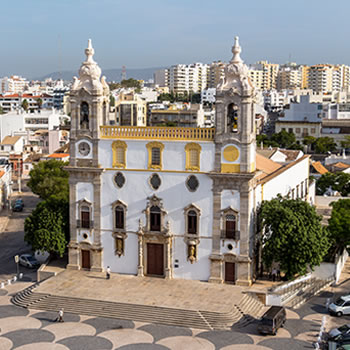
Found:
106,266 -> 111,280
56,308 -> 64,322
272,268 -> 277,282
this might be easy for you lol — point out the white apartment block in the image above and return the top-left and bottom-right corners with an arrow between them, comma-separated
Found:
0,75 -> 28,94
166,63 -> 209,94
0,109 -> 63,141
201,88 -> 216,104
248,61 -> 279,90
308,64 -> 350,93
0,93 -> 54,113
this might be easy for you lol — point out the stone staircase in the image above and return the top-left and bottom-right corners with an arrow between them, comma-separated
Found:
284,277 -> 334,308
12,287 -> 265,330
233,293 -> 267,328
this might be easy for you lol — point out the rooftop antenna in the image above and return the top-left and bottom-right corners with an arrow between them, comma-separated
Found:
58,35 -> 62,80
121,65 -> 126,81
288,53 -> 292,64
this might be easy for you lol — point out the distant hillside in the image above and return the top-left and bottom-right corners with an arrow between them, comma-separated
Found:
35,67 -> 166,82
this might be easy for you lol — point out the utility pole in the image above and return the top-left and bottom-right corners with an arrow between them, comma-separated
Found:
17,157 -> 21,193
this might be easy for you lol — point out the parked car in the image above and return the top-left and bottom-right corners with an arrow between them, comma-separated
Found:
329,339 -> 350,350
257,306 -> 286,335
15,198 -> 24,207
329,296 -> 350,316
329,324 -> 350,340
12,203 -> 23,212
19,254 -> 40,268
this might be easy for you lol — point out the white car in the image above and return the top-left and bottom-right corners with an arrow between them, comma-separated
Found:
329,296 -> 350,317
19,254 -> 40,268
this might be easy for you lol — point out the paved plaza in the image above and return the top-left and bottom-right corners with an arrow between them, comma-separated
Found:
35,269 -> 246,313
0,275 -> 331,350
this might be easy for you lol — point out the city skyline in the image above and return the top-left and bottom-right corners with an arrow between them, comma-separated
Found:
1,0 -> 350,78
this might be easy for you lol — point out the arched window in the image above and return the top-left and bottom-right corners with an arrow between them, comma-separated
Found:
80,102 -> 89,129
225,214 -> 236,239
185,143 -> 202,171
115,206 -> 124,229
81,205 -> 91,229
151,147 -> 161,166
112,141 -> 127,168
187,210 -> 198,234
150,205 -> 161,231
227,103 -> 238,133
146,142 -> 164,170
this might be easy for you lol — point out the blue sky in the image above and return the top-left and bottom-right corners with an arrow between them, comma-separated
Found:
0,0 -> 349,78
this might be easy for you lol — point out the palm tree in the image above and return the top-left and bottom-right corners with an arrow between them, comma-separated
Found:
22,99 -> 28,112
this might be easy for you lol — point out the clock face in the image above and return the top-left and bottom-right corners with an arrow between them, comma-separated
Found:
78,142 -> 91,156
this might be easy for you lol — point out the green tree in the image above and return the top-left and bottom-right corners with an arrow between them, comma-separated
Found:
110,95 -> 115,106
24,196 -> 68,257
270,130 -> 296,148
36,98 -> 43,109
22,99 -> 28,112
314,137 -> 337,153
328,199 -> 350,252
0,106 -> 4,114
341,136 -> 350,149
303,136 -> 317,152
316,172 -> 350,196
259,197 -> 330,279
108,82 -> 120,90
27,159 -> 69,200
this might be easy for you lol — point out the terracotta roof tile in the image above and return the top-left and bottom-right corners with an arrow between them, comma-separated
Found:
311,161 -> 328,175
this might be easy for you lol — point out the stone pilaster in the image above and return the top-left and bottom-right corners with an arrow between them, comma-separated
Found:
90,247 -> 103,272
209,254 -> 224,284
165,234 -> 173,279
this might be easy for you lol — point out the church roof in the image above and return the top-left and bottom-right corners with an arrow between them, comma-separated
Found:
257,154 -> 310,185
256,153 -> 282,181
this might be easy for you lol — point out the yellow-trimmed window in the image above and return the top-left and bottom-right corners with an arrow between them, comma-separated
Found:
185,143 -> 202,171
112,140 -> 127,168
146,141 -> 164,170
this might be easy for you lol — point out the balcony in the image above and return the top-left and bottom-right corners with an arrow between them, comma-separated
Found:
220,230 -> 240,240
100,126 -> 215,141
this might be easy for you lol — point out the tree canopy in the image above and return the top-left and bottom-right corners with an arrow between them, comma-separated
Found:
25,161 -> 70,257
328,199 -> 350,253
316,172 -> 350,196
259,197 -> 330,279
24,196 -> 68,257
256,130 -> 303,150
27,159 -> 69,200
341,136 -> 350,150
109,79 -> 142,92
314,137 -> 337,154
22,99 -> 28,111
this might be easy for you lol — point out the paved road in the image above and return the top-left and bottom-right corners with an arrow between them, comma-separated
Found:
0,186 -> 39,283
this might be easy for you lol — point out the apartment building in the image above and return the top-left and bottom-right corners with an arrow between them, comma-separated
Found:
115,91 -> 147,126
166,63 -> 209,94
249,61 -> 279,90
208,61 -> 225,88
0,76 -> 28,94
0,93 -> 53,113
308,64 -> 350,93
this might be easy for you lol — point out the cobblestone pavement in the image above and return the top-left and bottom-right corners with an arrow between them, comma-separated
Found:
0,280 -> 324,350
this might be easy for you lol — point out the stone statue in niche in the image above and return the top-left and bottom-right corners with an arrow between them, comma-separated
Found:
115,237 -> 124,257
227,103 -> 238,133
188,244 -> 196,264
80,102 -> 89,129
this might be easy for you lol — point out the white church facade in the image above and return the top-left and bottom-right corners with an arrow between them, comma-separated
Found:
67,39 -> 312,286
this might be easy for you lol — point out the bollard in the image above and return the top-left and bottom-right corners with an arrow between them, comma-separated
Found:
19,273 -> 23,279
7,279 -> 11,285
13,276 -> 17,282
0,282 -> 4,289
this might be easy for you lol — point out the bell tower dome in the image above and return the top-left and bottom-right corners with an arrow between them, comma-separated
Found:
214,37 -> 256,173
69,39 -> 110,167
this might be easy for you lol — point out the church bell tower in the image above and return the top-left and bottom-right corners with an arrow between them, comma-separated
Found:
214,36 -> 256,174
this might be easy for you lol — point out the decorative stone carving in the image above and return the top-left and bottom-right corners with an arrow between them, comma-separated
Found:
71,39 -> 109,95
217,37 -> 253,96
